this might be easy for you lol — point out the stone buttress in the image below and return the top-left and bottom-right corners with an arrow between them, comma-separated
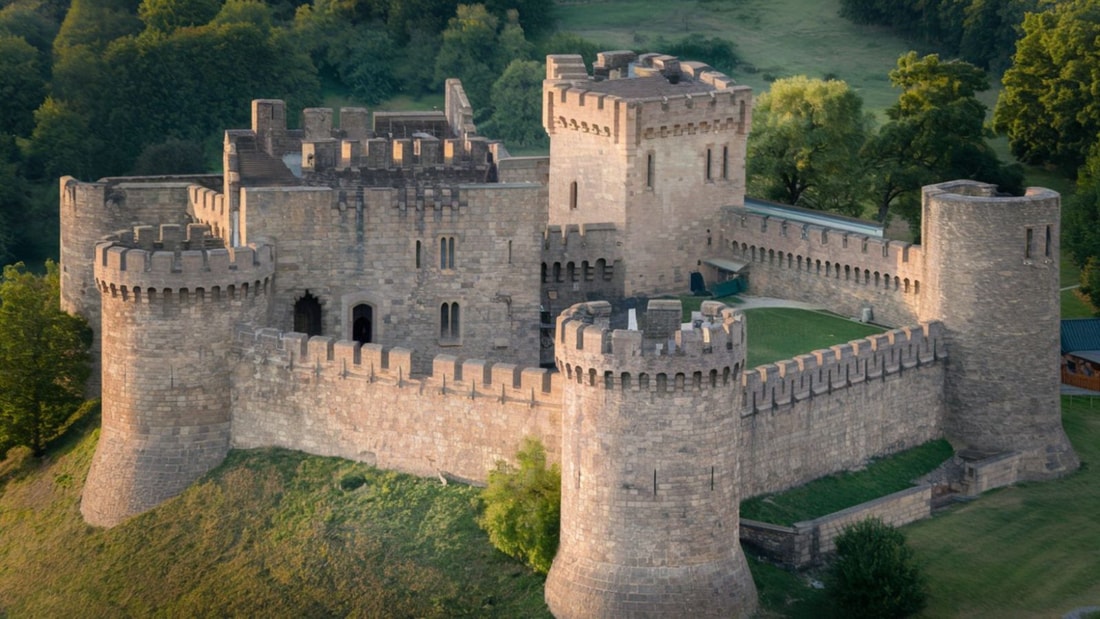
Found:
545,299 -> 757,618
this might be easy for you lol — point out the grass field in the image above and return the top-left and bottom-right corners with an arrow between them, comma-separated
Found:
741,307 -> 886,367
555,0 -> 920,117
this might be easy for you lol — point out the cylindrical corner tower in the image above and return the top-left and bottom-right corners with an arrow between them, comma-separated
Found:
920,180 -> 1078,479
80,225 -> 275,527
545,299 -> 757,618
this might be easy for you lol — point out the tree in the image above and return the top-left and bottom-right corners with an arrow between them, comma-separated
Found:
993,0 -> 1100,173
138,0 -> 222,33
25,97 -> 102,181
479,59 -> 545,148
827,518 -> 928,618
132,138 -> 207,175
434,3 -> 502,110
865,52 -> 1022,230
0,262 -> 92,457
0,35 -> 45,138
746,76 -> 870,216
478,437 -> 560,574
1066,142 -> 1100,271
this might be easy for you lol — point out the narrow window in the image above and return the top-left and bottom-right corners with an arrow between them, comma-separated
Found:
569,181 -> 578,210
440,302 -> 460,340
415,240 -> 421,269
646,153 -> 654,189
1045,225 -> 1052,258
721,145 -> 729,180
352,304 -> 373,344
1025,227 -> 1033,259
705,147 -> 713,181
508,240 -> 513,264
440,236 -> 456,269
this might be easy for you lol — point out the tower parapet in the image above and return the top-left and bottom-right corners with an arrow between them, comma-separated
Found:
545,299 -> 758,618
919,180 -> 1078,479
80,225 -> 274,527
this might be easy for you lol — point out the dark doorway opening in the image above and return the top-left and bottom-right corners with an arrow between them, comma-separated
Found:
352,304 -> 373,344
294,291 -> 322,336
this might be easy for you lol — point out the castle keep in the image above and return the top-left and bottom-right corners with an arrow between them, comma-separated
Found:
60,51 -> 1078,618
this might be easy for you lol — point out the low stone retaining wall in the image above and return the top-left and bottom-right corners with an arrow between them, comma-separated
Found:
740,484 -> 933,569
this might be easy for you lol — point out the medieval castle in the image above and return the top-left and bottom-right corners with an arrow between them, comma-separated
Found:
59,51 -> 1079,617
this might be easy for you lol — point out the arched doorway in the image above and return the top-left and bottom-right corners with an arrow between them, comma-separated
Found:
294,291 -> 322,336
352,304 -> 373,344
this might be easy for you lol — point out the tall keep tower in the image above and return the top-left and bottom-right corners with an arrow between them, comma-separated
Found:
545,300 -> 757,618
80,224 -> 274,526
543,52 -> 753,296
919,180 -> 1078,478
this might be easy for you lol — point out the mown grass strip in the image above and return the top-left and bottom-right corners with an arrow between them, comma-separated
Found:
740,439 -> 953,526
742,307 -> 886,368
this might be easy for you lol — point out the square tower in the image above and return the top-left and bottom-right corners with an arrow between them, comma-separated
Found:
543,52 -> 753,295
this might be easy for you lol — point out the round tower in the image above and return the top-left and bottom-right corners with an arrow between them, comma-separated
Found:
919,180 -> 1078,479
545,299 -> 757,618
80,223 -> 274,527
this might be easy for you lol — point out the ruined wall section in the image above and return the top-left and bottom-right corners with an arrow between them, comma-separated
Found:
544,53 -> 753,296
920,181 -> 1078,478
739,323 -> 947,498
722,207 -> 924,326
546,300 -> 757,618
81,229 -> 274,526
239,182 -> 546,373
230,327 -> 562,482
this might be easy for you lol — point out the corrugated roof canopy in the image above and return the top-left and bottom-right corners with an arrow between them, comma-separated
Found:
1061,318 -> 1100,353
703,258 -> 748,273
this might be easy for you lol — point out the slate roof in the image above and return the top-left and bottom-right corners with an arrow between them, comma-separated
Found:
1060,318 -> 1100,354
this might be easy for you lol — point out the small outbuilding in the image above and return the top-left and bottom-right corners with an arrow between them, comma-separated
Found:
1060,318 -> 1100,391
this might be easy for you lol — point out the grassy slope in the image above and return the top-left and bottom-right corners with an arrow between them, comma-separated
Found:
0,419 -> 549,617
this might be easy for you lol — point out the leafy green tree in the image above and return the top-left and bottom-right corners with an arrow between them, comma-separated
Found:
747,76 -> 870,216
480,59 -> 545,148
993,0 -> 1100,173
25,97 -> 102,180
434,3 -> 501,110
865,52 -> 1022,230
650,34 -> 740,74
132,138 -> 207,175
827,518 -> 928,618
1064,142 -> 1100,282
53,0 -> 142,53
0,35 -> 45,138
478,437 -> 560,574
0,261 -> 92,457
138,0 -> 223,33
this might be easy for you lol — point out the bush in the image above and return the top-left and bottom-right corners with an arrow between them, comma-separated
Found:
827,518 -> 928,618
477,437 -> 560,574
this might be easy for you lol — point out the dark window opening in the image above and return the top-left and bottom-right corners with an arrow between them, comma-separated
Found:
1025,227 -> 1033,259
440,302 -> 460,340
569,181 -> 578,209
646,153 -> 654,189
294,291 -> 322,336
352,304 -> 373,344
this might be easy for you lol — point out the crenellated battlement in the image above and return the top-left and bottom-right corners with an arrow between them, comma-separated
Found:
544,52 -> 752,143
94,224 -> 275,300
726,205 -> 925,293
235,326 -> 562,407
554,299 -> 747,391
742,322 -> 946,414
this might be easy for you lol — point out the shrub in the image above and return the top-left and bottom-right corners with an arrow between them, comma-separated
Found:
827,518 -> 928,618
478,437 -> 560,574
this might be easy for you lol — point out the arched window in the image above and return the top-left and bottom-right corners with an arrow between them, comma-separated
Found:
352,304 -> 373,344
440,236 -> 456,269
440,302 -> 460,340
294,291 -> 322,336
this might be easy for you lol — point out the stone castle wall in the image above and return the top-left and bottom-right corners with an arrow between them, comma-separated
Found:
721,206 -> 924,326
238,181 -> 547,373
230,327 -> 562,483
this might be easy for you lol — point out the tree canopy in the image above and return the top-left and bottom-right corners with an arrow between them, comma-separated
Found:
0,261 -> 92,456
747,76 -> 870,216
993,0 -> 1100,173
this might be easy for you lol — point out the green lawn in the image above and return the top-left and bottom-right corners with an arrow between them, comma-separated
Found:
904,396 -> 1100,617
741,439 -> 953,526
556,0 -> 920,118
741,307 -> 886,367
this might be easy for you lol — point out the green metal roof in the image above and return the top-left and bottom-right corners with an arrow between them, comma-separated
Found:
1060,318 -> 1100,353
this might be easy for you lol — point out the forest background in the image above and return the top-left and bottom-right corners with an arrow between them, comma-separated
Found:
2,0 -> 1100,303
